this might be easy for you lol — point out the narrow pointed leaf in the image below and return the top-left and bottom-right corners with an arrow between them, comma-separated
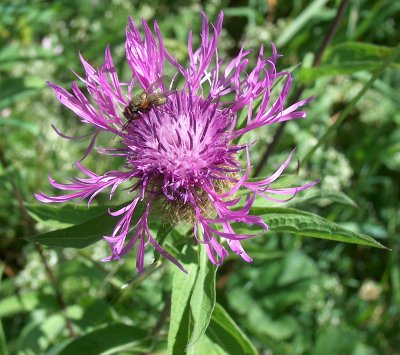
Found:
167,246 -> 198,355
25,203 -> 145,249
299,42 -> 400,82
0,293 -> 57,318
286,190 -> 358,208
27,204 -> 112,228
207,303 -> 258,355
244,208 -> 387,249
58,324 -> 147,355
188,244 -> 217,349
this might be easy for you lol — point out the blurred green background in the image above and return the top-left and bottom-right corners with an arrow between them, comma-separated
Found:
1,0 -> 399,354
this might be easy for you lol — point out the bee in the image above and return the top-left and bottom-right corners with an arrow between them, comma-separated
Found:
123,76 -> 174,129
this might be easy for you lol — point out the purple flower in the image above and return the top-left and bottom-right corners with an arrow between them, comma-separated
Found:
36,12 -> 318,272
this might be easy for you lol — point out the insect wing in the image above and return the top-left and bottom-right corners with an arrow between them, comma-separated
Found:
159,89 -> 176,97
146,90 -> 175,101
147,90 -> 176,106
146,93 -> 166,106
144,75 -> 169,94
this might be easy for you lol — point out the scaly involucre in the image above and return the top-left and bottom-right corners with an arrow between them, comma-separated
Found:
36,12 -> 317,272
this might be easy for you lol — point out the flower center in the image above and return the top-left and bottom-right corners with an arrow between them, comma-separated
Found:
123,92 -> 238,202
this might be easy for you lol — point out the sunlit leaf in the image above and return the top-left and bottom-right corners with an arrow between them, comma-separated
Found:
312,328 -> 363,355
188,244 -> 217,348
285,190 -> 358,208
241,207 -> 387,249
0,293 -> 56,318
58,324 -> 147,355
26,203 -> 145,249
0,118 -> 39,135
0,77 -> 44,109
299,42 -> 400,82
16,314 -> 65,355
168,246 -> 198,355
326,42 -> 400,66
207,303 -> 258,355
27,204 -> 114,228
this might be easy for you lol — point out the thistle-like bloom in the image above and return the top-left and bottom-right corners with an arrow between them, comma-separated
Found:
36,12 -> 317,272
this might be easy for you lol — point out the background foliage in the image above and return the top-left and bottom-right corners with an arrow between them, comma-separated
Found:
1,0 -> 399,354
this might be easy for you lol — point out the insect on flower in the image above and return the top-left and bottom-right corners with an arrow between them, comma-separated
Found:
36,12 -> 319,273
123,75 -> 175,129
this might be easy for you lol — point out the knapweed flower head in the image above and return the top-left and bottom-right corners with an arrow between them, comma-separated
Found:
36,12 -> 318,272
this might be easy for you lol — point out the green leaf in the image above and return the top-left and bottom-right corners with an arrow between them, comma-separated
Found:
0,319 -> 8,355
299,42 -> 400,83
0,293 -> 56,318
207,303 -> 258,355
168,245 -> 218,354
286,190 -> 358,208
0,43 -> 56,71
312,328 -> 362,355
326,42 -> 400,66
0,118 -> 39,135
192,335 -> 229,354
242,207 -> 387,249
168,246 -> 198,355
58,324 -> 147,355
27,204 -> 114,228
188,244 -> 217,350
0,77 -> 44,110
25,203 -> 145,249
15,314 -> 65,354
0,293 -> 38,318
251,189 -> 358,209
299,65 -> 374,83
